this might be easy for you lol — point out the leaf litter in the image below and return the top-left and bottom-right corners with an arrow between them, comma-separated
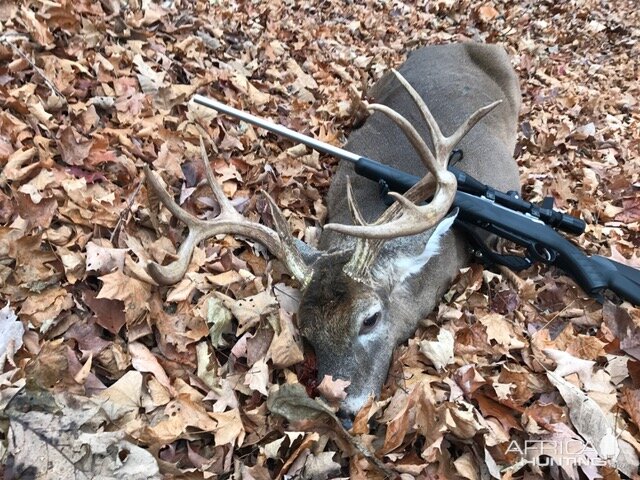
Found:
0,0 -> 639,478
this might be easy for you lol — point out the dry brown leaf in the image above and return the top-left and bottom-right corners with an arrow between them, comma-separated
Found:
97,270 -> 150,325
419,328 -> 454,370
269,308 -> 304,368
317,375 -> 351,404
129,342 -> 174,394
85,241 -> 127,274
477,4 -> 499,22
244,358 -> 270,396
138,396 -> 218,444
210,408 -> 246,447
19,287 -> 74,331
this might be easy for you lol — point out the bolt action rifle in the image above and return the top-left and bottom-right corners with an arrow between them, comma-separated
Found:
193,95 -> 640,305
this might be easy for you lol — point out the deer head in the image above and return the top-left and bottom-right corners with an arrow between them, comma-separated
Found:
145,69 -> 500,416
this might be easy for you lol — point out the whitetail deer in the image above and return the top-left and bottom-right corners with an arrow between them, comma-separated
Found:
144,43 -> 521,416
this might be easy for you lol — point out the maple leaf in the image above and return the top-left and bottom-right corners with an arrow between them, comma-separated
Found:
97,270 -> 150,325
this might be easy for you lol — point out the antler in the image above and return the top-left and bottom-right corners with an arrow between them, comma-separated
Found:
325,69 -> 501,281
325,69 -> 500,240
145,138 -> 312,287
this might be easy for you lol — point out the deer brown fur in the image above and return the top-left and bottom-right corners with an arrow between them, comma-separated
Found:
298,43 -> 521,414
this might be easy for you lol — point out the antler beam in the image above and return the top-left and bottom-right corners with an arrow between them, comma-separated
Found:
145,138 -> 312,287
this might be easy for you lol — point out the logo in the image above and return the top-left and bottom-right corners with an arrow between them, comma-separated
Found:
506,435 -> 619,468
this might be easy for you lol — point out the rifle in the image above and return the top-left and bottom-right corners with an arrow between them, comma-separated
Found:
192,95 -> 640,305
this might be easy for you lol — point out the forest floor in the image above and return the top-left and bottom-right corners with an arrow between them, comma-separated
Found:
0,0 -> 639,478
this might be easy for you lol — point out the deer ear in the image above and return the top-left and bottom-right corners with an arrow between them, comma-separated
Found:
391,208 -> 459,283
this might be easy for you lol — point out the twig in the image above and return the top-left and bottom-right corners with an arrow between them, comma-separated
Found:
110,180 -> 143,244
0,34 -> 68,104
541,298 -> 578,330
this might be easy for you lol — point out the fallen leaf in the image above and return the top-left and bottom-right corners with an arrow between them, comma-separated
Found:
138,396 -> 218,444
245,358 -> 270,396
97,270 -> 150,325
19,287 -> 74,332
317,375 -> 351,404
210,408 -> 246,447
201,295 -> 233,348
129,342 -> 174,394
478,4 -> 499,22
228,290 -> 278,335
0,303 -> 24,369
547,371 -> 638,476
5,390 -> 159,479
420,328 -> 454,370
86,241 -> 127,274
57,127 -> 93,166
269,308 -> 304,368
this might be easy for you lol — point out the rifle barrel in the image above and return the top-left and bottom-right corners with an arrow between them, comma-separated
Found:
192,94 -> 585,235
193,94 -> 361,164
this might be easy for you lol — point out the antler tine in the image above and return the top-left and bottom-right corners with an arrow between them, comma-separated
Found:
145,165 -> 214,284
260,190 -> 315,285
345,176 -> 368,226
323,99 -> 458,239
366,103 -> 441,178
144,139 -> 313,286
391,69 -> 501,160
199,136 -> 237,217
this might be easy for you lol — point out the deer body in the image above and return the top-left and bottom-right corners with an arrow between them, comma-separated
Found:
145,43 -> 522,416
300,43 -> 521,414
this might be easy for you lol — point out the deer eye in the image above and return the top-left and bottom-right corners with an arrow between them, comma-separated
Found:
361,311 -> 380,332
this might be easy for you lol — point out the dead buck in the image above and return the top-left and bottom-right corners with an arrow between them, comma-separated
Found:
144,43 -> 521,415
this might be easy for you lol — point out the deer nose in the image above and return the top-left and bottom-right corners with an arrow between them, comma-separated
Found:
336,409 -> 354,430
